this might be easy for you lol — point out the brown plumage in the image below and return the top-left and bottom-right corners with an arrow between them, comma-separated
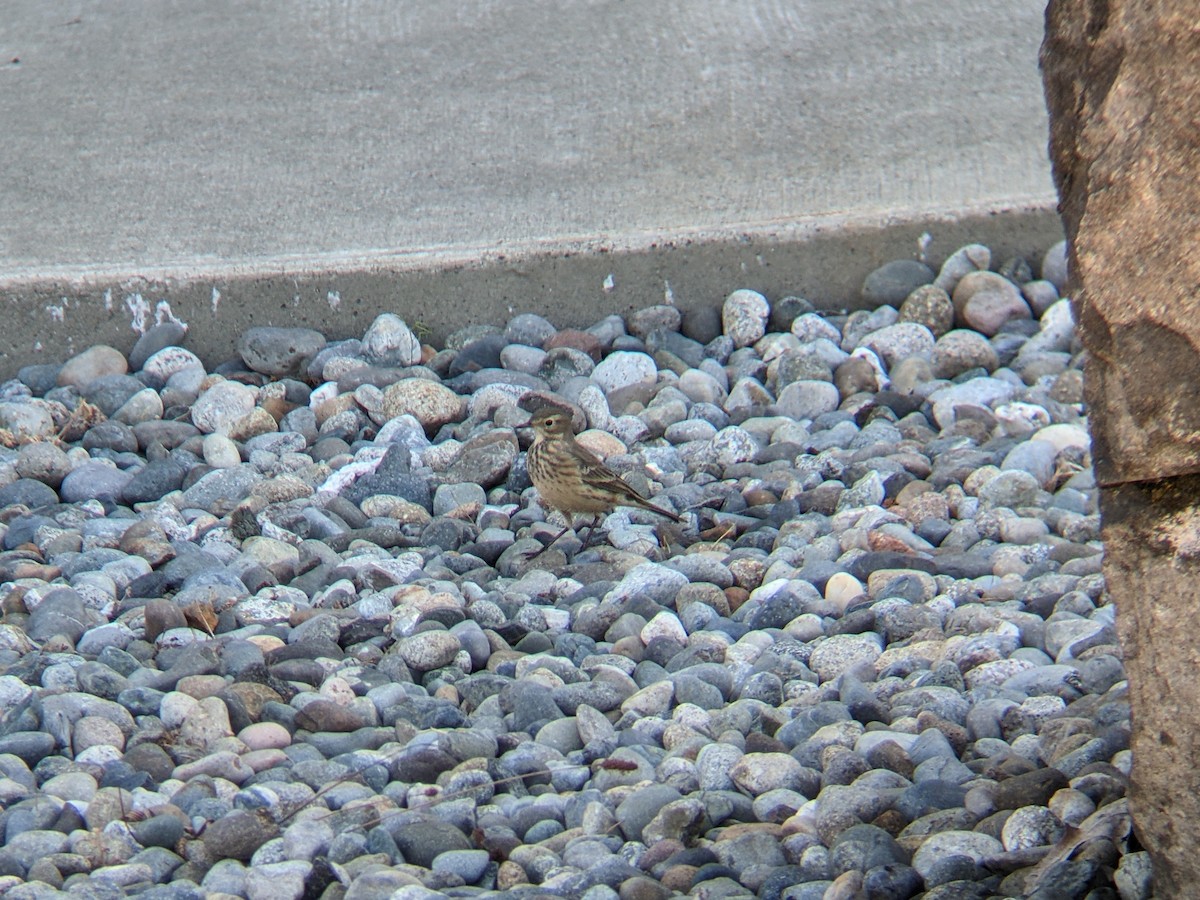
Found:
525,406 -> 680,547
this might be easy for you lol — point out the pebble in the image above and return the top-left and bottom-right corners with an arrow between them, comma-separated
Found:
898,285 -> 956,339
1041,240 -> 1069,291
777,380 -> 839,420
360,313 -> 423,367
859,322 -> 935,369
861,260 -> 935,307
0,238 -> 1129,899
952,271 -> 1032,335
58,345 -> 129,387
238,327 -> 327,377
0,401 -> 55,439
593,350 -> 658,393
933,243 -> 991,293
932,329 -> 999,378
722,289 -> 771,348
190,380 -> 257,434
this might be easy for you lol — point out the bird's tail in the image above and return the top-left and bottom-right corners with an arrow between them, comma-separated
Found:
639,497 -> 682,522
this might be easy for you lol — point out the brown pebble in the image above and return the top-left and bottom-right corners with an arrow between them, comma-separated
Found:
175,675 -> 227,699
917,710 -> 970,755
824,869 -> 865,900
871,808 -> 909,836
258,395 -> 293,423
288,608 -> 324,626
724,586 -> 749,611
745,731 -> 787,754
865,740 -> 914,780
0,587 -> 30,615
434,684 -> 460,704
619,874 -> 673,900
834,356 -> 879,397
224,682 -> 284,718
294,699 -> 365,733
124,743 -> 177,782
445,501 -> 483,521
867,530 -> 916,554
0,560 -> 61,582
714,821 -> 782,839
637,837 -> 685,872
143,599 -> 187,642
121,537 -> 175,567
496,860 -> 527,890
727,557 -> 765,590
202,809 -> 278,861
545,328 -> 603,361
742,488 -> 779,507
894,479 -> 934,506
313,393 -> 357,426
660,864 -> 697,893
993,767 -> 1070,810
487,649 -> 525,672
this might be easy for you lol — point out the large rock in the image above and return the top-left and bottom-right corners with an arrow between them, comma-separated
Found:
1043,2 -> 1200,892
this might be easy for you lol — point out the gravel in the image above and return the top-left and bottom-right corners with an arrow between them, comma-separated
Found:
0,237 -> 1137,900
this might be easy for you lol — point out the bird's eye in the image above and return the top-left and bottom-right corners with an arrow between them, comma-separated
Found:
543,418 -> 554,427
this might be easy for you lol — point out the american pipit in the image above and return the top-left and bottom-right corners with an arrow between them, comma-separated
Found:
525,406 -> 681,548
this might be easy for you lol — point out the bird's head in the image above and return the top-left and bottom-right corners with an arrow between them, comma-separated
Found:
527,407 -> 574,438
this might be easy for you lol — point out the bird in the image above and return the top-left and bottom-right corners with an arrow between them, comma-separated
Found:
524,406 -> 681,549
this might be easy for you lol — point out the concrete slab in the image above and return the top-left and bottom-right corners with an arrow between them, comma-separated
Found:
0,1 -> 1058,372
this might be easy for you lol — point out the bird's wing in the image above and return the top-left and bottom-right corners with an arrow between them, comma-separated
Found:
576,453 -> 654,503
572,439 -> 679,519
568,439 -> 607,469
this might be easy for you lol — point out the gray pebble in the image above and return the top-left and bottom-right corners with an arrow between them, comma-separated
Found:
361,313 -> 423,366
862,260 -> 935,307
1041,240 -> 1069,290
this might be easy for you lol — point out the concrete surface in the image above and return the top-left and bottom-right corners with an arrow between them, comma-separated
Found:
0,0 -> 1059,372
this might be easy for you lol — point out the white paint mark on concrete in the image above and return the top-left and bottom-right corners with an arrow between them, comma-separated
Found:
664,280 -> 676,305
155,301 -> 188,330
125,293 -> 151,332
46,299 -> 67,322
103,288 -> 113,312
602,273 -> 615,293
918,232 -> 933,263
211,286 -> 221,314
327,290 -> 341,309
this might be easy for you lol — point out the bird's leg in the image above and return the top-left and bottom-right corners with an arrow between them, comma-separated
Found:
531,518 -> 575,561
579,514 -> 604,548
544,515 -> 577,548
